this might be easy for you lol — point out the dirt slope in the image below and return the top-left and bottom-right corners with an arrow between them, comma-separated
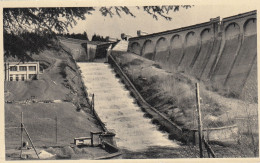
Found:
5,47 -> 103,151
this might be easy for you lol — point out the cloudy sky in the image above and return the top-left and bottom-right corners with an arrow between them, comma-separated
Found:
68,5 -> 257,40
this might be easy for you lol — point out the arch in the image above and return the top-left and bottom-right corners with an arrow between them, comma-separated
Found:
170,34 -> 182,49
225,22 -> 240,39
185,31 -> 197,46
141,40 -> 154,60
200,28 -> 211,42
154,37 -> 169,62
178,31 -> 198,69
225,17 -> 257,92
212,22 -> 241,84
192,28 -> 214,79
168,34 -> 184,67
155,37 -> 168,52
243,18 -> 256,36
130,42 -> 141,55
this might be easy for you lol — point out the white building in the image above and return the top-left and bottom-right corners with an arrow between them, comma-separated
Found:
4,62 -> 40,81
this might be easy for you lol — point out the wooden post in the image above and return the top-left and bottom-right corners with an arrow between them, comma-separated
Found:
195,83 -> 203,158
92,94 -> 95,114
203,137 -> 216,158
91,132 -> 94,147
20,112 -> 23,158
55,116 -> 58,144
23,125 -> 40,159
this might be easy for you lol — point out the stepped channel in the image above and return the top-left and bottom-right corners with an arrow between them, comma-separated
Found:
77,62 -> 179,151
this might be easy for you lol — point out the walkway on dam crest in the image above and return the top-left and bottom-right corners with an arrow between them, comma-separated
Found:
77,62 -> 179,151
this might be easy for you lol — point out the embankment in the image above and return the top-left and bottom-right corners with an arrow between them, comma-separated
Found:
110,52 -> 258,150
5,45 -> 104,154
107,54 -> 191,143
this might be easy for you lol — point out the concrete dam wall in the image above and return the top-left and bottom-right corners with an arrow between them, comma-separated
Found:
127,10 -> 257,101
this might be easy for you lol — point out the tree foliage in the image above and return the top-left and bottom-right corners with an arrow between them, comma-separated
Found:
3,6 -> 192,60
58,32 -> 89,40
91,34 -> 110,42
4,31 -> 54,60
4,7 -> 94,34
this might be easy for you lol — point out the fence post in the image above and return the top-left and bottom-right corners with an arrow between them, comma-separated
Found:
91,132 -> 94,147
20,112 -> 23,158
55,116 -> 58,144
203,137 -> 216,158
195,83 -> 203,158
92,94 -> 95,114
23,125 -> 40,159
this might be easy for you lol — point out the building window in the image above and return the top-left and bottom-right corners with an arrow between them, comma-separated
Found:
16,75 -> 19,81
10,66 -> 17,71
29,74 -> 36,80
19,66 -> 27,71
21,75 -> 25,81
29,66 -> 36,71
10,75 -> 13,81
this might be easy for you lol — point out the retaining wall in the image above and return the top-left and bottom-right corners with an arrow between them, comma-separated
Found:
59,39 -> 89,62
128,10 -> 257,101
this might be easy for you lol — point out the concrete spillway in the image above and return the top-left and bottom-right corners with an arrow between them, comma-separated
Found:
77,62 -> 178,151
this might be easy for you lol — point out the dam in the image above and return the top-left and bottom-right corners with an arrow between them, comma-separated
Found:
127,10 -> 257,102
78,62 -> 179,151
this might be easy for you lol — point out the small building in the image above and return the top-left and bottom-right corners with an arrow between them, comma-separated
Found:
4,62 -> 40,81
59,37 -> 117,62
82,41 -> 118,61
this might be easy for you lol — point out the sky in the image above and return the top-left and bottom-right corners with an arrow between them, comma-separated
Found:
67,5 -> 257,40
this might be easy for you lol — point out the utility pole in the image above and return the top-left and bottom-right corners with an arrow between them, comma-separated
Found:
195,83 -> 203,158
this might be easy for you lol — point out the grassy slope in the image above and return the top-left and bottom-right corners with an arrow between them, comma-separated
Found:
112,52 -> 258,157
5,47 -> 103,150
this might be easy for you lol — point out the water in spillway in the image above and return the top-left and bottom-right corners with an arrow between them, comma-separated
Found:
77,62 -> 179,151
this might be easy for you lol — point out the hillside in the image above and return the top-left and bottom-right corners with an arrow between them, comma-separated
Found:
111,52 -> 258,157
4,45 -> 107,159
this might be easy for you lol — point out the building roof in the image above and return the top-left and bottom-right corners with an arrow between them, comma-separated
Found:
5,61 -> 39,65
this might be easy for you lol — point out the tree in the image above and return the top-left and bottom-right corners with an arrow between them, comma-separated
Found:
83,31 -> 89,40
4,6 -> 192,60
91,34 -> 97,41
105,36 -> 110,42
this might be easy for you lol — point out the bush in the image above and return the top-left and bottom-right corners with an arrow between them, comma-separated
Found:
59,62 -> 67,78
224,91 -> 240,99
61,146 -> 75,157
152,63 -> 162,69
128,58 -> 143,66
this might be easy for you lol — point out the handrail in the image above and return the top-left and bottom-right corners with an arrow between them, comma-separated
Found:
90,93 -> 108,132
108,54 -> 182,130
107,54 -> 187,143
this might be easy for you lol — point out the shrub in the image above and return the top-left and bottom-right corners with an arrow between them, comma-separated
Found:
152,63 -> 162,69
129,58 -> 143,66
225,91 -> 240,99
59,62 -> 67,78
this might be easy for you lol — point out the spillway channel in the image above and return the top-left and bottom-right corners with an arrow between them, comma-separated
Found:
78,62 -> 178,151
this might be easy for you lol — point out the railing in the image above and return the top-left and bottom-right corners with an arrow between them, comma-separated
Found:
107,53 -> 193,143
90,94 -> 107,132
